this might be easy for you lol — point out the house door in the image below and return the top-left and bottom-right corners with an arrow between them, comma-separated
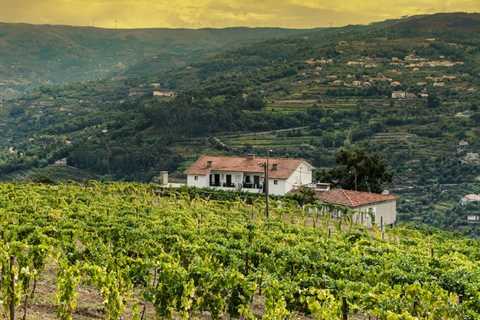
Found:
214,174 -> 220,186
226,174 -> 232,187
254,176 -> 260,188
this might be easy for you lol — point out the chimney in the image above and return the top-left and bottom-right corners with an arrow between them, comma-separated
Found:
159,171 -> 169,186
206,160 -> 213,168
247,154 -> 255,160
272,163 -> 278,171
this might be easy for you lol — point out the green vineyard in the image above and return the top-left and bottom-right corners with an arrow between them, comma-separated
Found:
0,182 -> 478,319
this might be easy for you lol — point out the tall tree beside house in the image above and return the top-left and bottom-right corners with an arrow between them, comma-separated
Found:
318,148 -> 393,193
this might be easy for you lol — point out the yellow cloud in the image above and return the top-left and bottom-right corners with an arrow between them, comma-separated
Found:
0,0 -> 479,28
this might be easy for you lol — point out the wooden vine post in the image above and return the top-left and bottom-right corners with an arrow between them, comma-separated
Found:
381,216 -> 384,240
9,255 -> 16,320
342,296 -> 348,320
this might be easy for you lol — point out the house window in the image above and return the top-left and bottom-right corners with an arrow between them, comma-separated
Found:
194,176 -> 198,181
274,180 -> 278,185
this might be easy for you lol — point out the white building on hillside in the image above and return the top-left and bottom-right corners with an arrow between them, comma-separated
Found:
315,189 -> 398,227
461,194 -> 480,205
185,155 -> 314,196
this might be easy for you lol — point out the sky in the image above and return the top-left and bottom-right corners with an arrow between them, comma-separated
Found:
0,0 -> 479,29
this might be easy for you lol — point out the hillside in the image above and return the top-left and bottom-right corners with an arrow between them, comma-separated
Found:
382,12 -> 480,35
0,13 -> 480,233
0,182 -> 479,319
0,23 -> 308,99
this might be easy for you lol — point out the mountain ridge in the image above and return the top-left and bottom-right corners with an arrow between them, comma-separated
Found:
0,23 -> 309,99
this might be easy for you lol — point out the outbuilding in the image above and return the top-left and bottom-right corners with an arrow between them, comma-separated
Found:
315,189 -> 398,227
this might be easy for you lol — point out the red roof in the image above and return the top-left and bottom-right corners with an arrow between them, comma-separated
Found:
185,155 -> 312,180
315,189 -> 397,208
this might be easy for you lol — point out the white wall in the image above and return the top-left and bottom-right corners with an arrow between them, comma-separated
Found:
267,179 -> 287,196
284,162 -> 313,193
355,200 -> 397,227
187,175 -> 209,188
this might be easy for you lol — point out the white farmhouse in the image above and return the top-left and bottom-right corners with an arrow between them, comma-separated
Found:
153,90 -> 176,98
185,155 -> 314,196
315,189 -> 398,227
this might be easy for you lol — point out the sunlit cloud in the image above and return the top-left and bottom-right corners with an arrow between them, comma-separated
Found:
0,0 -> 479,28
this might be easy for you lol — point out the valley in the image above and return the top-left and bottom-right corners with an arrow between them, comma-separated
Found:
0,13 -> 479,235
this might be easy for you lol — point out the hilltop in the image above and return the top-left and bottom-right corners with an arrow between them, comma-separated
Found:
382,12 -> 480,35
0,12 -> 480,233
0,22 -> 308,99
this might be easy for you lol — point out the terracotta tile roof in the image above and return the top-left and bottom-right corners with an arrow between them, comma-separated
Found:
315,189 -> 397,208
185,155 -> 313,180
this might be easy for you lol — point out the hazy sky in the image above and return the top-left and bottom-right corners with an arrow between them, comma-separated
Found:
1,0 -> 479,28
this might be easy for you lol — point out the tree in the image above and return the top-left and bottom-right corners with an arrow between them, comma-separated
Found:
427,94 -> 441,108
289,186 -> 316,206
242,93 -> 266,110
472,112 -> 480,125
318,147 -> 393,193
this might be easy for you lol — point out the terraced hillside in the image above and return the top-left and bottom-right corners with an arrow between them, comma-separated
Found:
0,13 -> 479,233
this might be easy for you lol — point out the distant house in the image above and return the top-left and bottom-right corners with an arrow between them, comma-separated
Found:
315,189 -> 397,227
54,158 -> 68,166
461,194 -> 480,205
153,90 -> 176,98
185,155 -> 314,196
463,153 -> 480,164
467,215 -> 480,223
390,81 -> 402,87
391,91 -> 407,99
351,80 -> 362,87
458,140 -> 469,147
406,92 -> 417,99
443,75 -> 457,81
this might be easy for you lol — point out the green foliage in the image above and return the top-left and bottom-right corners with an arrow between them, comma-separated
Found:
56,261 -> 80,320
427,94 -> 441,108
0,183 -> 476,318
289,186 -> 317,206
300,288 -> 342,320
319,147 -> 393,193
